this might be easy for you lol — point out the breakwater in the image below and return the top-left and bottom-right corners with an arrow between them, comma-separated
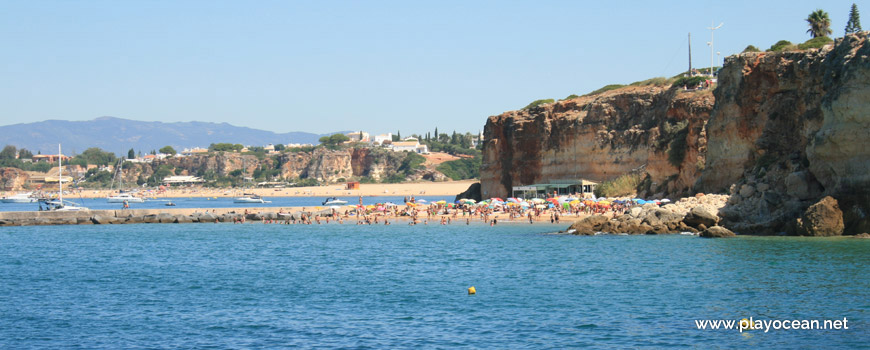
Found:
0,207 -> 333,226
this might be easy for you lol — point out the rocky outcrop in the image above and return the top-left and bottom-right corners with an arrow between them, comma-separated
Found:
0,167 -> 30,191
700,226 -> 735,238
796,196 -> 845,236
455,182 -> 482,202
567,194 -> 729,235
699,33 -> 870,234
481,86 -> 713,200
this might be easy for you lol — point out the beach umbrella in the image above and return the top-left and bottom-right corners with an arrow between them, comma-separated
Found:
417,199 -> 427,203
376,206 -> 385,211
660,199 -> 671,203
520,202 -> 531,207
490,197 -> 503,202
530,198 -> 546,204
535,204 -> 547,209
507,197 -> 521,203
436,200 -> 447,204
570,199 -> 581,205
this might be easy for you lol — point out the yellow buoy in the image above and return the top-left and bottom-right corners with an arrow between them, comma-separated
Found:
467,286 -> 476,295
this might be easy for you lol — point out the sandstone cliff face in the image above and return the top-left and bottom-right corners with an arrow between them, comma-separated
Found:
0,167 -> 30,191
481,87 -> 713,199
699,34 -> 870,234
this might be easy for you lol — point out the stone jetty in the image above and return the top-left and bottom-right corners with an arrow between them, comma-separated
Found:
0,207 -> 336,227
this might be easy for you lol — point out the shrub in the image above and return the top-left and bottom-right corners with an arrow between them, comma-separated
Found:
798,36 -> 833,50
522,98 -> 555,110
436,157 -> 481,180
672,76 -> 708,89
563,94 -> 580,100
584,84 -> 626,96
593,172 -> 645,198
768,40 -> 794,52
629,77 -> 672,87
742,45 -> 761,53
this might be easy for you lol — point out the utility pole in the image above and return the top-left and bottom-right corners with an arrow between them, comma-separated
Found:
707,21 -> 723,77
688,33 -> 692,76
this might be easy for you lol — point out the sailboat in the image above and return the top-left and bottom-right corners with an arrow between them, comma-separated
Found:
107,159 -> 145,203
233,158 -> 270,204
39,144 -> 89,211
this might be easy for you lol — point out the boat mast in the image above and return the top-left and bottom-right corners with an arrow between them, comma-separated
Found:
58,144 -> 63,203
688,32 -> 692,76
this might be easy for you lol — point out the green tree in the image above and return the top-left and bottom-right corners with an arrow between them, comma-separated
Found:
0,145 -> 17,160
127,148 -> 135,159
75,147 -> 117,166
806,9 -> 833,38
159,145 -> 177,155
18,148 -> 33,159
209,143 -> 244,152
742,45 -> 761,53
274,144 -> 285,151
318,133 -> 350,149
845,3 -> 862,34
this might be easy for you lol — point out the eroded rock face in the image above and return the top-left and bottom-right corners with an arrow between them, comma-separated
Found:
480,86 -> 713,200
699,34 -> 870,234
0,167 -> 30,191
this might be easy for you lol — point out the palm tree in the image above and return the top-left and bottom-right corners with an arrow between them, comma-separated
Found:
806,9 -> 833,38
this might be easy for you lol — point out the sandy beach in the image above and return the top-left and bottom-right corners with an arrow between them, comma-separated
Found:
45,180 -> 479,199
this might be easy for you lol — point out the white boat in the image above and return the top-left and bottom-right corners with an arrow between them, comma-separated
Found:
1,192 -> 37,203
107,160 -> 144,203
234,194 -> 271,204
39,198 -> 89,212
107,192 -> 146,203
322,197 -> 348,206
41,144 -> 88,211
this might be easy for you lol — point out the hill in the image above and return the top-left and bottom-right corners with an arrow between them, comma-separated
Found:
0,117 -> 350,155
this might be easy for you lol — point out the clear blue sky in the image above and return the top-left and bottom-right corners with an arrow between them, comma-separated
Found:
0,0 -> 861,134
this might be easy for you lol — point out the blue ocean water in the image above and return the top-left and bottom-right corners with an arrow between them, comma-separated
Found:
1,224 -> 867,348
0,195 -> 450,212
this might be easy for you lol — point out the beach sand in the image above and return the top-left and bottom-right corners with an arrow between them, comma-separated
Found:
51,180 -> 478,199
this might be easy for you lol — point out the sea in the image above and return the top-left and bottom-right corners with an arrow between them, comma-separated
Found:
1,223 -> 867,348
0,195 -> 452,212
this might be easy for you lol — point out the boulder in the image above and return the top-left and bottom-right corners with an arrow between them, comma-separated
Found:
91,215 -> 110,224
142,214 -> 160,224
175,215 -> 194,224
157,213 -> 176,223
683,206 -> 719,228
76,217 -> 93,225
796,196 -> 844,236
568,215 -> 609,235
700,226 -> 736,238
854,233 -> 870,239
739,184 -> 755,198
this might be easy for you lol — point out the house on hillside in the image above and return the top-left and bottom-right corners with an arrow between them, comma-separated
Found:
390,140 -> 429,154
346,131 -> 370,143
372,133 -> 393,145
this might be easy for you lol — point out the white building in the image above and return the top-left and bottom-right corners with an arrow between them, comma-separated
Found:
163,176 -> 205,185
372,133 -> 393,145
390,141 -> 429,154
346,131 -> 371,143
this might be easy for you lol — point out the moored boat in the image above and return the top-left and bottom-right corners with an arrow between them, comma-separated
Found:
1,192 -> 37,203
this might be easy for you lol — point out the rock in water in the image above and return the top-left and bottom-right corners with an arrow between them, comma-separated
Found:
796,196 -> 844,236
568,216 -> 609,235
700,226 -> 736,238
683,206 -> 719,229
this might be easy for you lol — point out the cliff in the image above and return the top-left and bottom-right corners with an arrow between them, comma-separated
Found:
483,33 -> 870,235
698,33 -> 870,234
480,86 -> 713,199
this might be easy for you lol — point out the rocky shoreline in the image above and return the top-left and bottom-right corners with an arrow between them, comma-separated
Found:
565,193 -> 867,238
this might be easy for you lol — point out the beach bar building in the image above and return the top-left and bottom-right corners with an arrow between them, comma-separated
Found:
511,179 -> 598,199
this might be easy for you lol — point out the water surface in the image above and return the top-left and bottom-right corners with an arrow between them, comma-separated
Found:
1,224 -> 867,348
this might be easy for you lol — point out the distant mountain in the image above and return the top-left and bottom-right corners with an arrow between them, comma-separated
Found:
0,117 -> 351,155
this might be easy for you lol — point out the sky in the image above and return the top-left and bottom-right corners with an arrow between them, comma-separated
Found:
0,0 -> 862,135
